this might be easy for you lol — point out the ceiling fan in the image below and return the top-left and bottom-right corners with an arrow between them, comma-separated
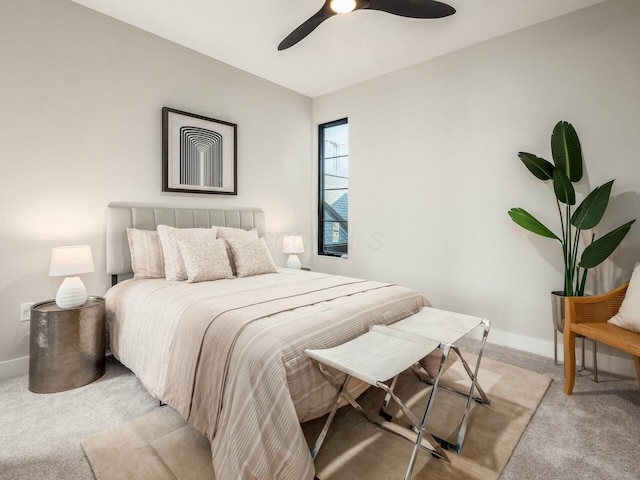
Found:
278,0 -> 456,51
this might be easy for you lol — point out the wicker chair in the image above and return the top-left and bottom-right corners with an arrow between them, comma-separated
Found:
563,281 -> 640,394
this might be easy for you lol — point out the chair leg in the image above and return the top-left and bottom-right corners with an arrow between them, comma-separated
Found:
592,340 -> 598,383
634,356 -> 640,387
564,329 -> 577,395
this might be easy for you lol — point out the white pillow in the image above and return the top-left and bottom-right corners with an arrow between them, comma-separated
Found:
177,239 -> 233,283
608,262 -> 640,333
157,225 -> 218,281
126,228 -> 165,279
226,237 -> 277,278
216,226 -> 259,239
216,227 -> 259,274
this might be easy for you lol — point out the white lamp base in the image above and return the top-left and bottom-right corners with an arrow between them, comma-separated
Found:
286,254 -> 301,269
56,276 -> 88,309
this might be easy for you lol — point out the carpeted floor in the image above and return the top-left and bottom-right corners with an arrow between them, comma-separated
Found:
0,355 -> 158,480
81,355 -> 551,480
1,341 -> 639,479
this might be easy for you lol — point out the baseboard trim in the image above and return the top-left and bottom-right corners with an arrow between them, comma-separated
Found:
1,331 -> 635,381
0,356 -> 29,381
489,328 -> 637,379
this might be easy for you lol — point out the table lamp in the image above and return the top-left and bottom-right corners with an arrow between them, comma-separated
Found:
282,235 -> 304,269
49,245 -> 95,309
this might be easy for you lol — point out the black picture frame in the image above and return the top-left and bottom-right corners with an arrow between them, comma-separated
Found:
162,107 -> 237,195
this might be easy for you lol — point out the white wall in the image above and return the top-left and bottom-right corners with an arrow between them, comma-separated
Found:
3,0 -> 638,380
0,0 -> 312,376
312,0 -> 640,375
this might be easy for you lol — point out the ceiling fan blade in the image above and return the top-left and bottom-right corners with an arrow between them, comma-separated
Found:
278,5 -> 335,51
365,0 -> 455,18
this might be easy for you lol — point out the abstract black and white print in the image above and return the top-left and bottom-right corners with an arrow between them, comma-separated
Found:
179,126 -> 223,187
162,107 -> 237,195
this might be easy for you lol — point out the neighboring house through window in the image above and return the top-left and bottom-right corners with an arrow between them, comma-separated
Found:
319,118 -> 348,257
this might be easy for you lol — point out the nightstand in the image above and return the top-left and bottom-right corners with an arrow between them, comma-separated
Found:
29,296 -> 106,393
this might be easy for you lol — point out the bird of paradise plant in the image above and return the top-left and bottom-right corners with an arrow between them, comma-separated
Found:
508,121 -> 635,296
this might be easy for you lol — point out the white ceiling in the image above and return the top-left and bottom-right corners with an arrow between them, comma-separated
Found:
70,0 -> 606,98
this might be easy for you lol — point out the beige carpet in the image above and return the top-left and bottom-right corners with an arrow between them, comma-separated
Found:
82,356 -> 551,480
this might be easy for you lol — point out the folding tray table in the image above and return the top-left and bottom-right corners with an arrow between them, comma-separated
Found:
305,307 -> 491,480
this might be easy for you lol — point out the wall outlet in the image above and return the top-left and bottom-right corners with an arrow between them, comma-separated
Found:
20,302 -> 35,322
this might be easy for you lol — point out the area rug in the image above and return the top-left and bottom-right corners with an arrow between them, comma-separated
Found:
82,356 -> 551,480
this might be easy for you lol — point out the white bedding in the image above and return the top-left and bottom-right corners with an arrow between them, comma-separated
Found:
105,268 -> 428,479
106,268 -> 324,397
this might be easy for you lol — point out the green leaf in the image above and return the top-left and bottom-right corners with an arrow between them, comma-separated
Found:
552,168 -> 575,205
508,208 -> 560,241
579,220 -> 636,269
518,152 -> 554,180
551,121 -> 583,182
571,180 -> 614,230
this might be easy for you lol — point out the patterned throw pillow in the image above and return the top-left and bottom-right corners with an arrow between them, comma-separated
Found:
126,228 -> 165,279
177,239 -> 233,283
226,237 -> 277,278
157,225 -> 218,281
216,227 -> 259,274
216,226 -> 259,239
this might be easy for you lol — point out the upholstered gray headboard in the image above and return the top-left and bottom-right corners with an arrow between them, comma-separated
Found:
106,202 -> 265,280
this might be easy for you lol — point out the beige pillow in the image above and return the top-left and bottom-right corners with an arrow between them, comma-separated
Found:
216,227 -> 259,274
157,225 -> 218,281
608,262 -> 640,333
226,237 -> 277,278
126,228 -> 165,279
216,226 -> 259,240
177,239 -> 233,283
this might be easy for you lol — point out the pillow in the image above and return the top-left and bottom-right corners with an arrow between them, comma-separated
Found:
157,225 -> 218,281
226,237 -> 277,278
216,227 -> 259,274
216,226 -> 259,240
177,239 -> 233,283
607,262 -> 640,333
126,228 -> 165,279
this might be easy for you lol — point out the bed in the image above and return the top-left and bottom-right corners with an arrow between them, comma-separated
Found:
104,203 -> 429,479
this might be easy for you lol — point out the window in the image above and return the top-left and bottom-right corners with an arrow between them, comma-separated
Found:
319,118 -> 348,257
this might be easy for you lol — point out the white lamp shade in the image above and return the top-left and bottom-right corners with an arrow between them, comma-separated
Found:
49,245 -> 95,277
282,236 -> 304,254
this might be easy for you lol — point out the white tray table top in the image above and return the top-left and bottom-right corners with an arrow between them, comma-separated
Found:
305,326 -> 440,386
387,307 -> 484,345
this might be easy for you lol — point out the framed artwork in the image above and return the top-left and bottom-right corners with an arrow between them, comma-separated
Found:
162,107 -> 237,195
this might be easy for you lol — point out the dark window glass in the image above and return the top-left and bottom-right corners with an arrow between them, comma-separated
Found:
319,118 -> 348,257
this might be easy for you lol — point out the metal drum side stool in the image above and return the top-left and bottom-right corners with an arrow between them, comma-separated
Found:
29,296 -> 106,393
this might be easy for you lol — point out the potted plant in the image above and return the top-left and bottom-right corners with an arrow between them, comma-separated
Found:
508,120 -> 635,333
